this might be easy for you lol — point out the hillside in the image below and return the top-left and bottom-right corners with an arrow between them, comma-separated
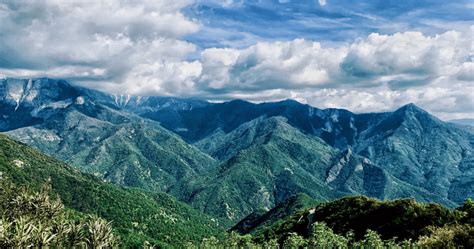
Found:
0,134 -> 224,247
253,196 -> 473,243
192,195 -> 473,248
140,95 -> 474,209
355,104 -> 474,204
2,78 -> 217,192
172,116 -> 447,223
170,116 -> 342,222
231,193 -> 319,234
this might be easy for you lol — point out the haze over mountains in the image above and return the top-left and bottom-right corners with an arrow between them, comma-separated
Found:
450,118 -> 474,127
1,77 -> 473,223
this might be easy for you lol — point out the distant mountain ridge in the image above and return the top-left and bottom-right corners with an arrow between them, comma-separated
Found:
0,78 -> 209,132
1,77 -> 473,224
1,78 -> 217,192
450,118 -> 474,127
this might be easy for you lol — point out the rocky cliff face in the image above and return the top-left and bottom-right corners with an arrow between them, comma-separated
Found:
0,78 -> 81,130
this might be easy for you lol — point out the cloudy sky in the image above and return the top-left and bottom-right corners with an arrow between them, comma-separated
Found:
0,0 -> 473,119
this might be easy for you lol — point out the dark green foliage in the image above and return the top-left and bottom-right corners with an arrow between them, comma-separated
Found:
457,198 -> 474,224
192,213 -> 474,249
417,224 -> 474,248
231,193 -> 319,234
193,222 -> 419,248
309,196 -> 462,240
307,222 -> 348,248
255,196 -> 470,243
0,134 -> 224,247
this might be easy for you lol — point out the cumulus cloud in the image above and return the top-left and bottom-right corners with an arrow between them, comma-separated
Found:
198,39 -> 347,92
341,30 -> 472,89
0,0 -> 199,95
197,29 -> 473,90
456,62 -> 474,81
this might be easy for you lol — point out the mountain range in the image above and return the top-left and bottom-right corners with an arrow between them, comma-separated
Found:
1,77 -> 473,224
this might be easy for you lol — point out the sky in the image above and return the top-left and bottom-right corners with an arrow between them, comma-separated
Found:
0,0 -> 473,119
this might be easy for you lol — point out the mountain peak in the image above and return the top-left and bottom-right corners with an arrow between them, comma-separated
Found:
1,78 -> 77,98
391,103 -> 435,121
0,78 -> 79,113
278,99 -> 302,105
397,103 -> 426,113
226,99 -> 253,106
379,102 -> 443,131
1,77 -> 72,87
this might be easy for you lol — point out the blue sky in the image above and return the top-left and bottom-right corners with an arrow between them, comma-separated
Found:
0,0 -> 472,119
185,0 -> 473,48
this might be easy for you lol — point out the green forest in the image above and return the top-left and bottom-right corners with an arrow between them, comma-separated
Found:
2,177 -> 473,248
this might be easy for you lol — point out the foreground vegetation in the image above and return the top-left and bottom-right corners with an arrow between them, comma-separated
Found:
0,179 -> 117,247
1,177 -> 472,248
193,221 -> 474,248
193,197 -> 474,248
256,196 -> 473,241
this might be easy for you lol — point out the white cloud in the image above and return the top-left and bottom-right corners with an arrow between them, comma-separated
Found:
290,83 -> 474,120
456,62 -> 474,81
0,0 -> 199,93
198,39 -> 347,91
318,0 -> 327,7
341,30 -> 472,88
198,29 -> 472,90
119,60 -> 202,96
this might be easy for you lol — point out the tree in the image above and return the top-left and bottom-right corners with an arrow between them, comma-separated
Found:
417,224 -> 474,248
308,222 -> 348,248
353,230 -> 385,248
283,232 -> 307,248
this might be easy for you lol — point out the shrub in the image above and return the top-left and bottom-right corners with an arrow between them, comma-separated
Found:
417,224 -> 474,248
308,222 -> 348,248
0,178 -> 117,248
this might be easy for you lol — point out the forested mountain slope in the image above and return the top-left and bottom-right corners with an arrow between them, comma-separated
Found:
0,134 -> 224,247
